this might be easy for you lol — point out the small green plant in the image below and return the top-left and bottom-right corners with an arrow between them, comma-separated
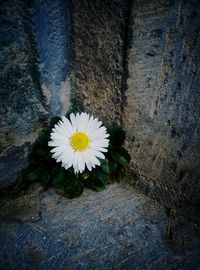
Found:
23,110 -> 131,198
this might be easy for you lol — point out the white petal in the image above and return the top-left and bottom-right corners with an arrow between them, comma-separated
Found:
61,149 -> 74,164
56,155 -> 64,163
67,154 -> 76,168
64,163 -> 71,170
82,151 -> 91,171
75,112 -> 82,131
53,123 -> 72,139
87,151 -> 101,166
74,166 -> 79,174
78,112 -> 90,131
72,151 -> 79,172
48,137 -> 68,147
87,118 -> 102,135
84,115 -> 95,132
57,122 -> 72,137
50,146 -> 64,155
50,133 -> 66,142
87,162 -> 92,171
90,139 -> 109,147
91,149 -> 105,160
53,126 -> 67,137
61,116 -> 74,134
70,113 -> 77,132
52,152 -> 62,159
48,141 -> 59,147
90,145 -> 108,152
90,127 -> 108,139
78,152 -> 85,172
89,161 -> 96,169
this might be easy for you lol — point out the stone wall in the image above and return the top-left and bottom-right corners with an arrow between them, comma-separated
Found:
123,0 -> 200,219
32,0 -> 71,116
70,0 -> 127,126
0,0 -> 46,186
0,0 -> 71,186
1,0 -> 200,221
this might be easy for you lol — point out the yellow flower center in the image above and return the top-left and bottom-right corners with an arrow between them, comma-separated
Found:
70,132 -> 90,151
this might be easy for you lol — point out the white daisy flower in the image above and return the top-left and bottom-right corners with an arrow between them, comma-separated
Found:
48,112 -> 109,174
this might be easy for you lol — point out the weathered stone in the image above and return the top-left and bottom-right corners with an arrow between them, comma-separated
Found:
1,0 -> 200,225
0,143 -> 30,187
71,0 -> 126,126
32,0 -> 71,116
123,0 -> 200,220
0,183 -> 42,221
0,183 -> 200,269
0,0 -> 72,187
0,0 -> 47,186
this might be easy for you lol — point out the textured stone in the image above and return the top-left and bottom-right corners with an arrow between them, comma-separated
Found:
1,0 -> 200,225
32,0 -> 71,116
0,143 -> 30,187
0,183 -> 200,269
0,0 -> 47,143
123,0 -> 200,220
0,0 -> 47,186
71,0 -> 126,126
0,0 -> 72,187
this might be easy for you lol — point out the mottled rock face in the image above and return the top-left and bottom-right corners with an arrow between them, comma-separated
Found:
123,0 -> 200,214
1,183 -> 200,269
0,0 -> 200,221
71,0 -> 126,126
0,1 -> 46,147
0,0 -> 71,186
32,0 -> 71,116
0,0 -> 47,186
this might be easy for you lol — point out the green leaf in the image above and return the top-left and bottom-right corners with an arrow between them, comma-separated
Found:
108,126 -> 126,148
92,170 -> 108,185
99,158 -> 110,174
92,185 -> 105,192
35,149 -> 47,157
64,177 -> 83,199
81,172 -> 90,180
42,173 -> 52,187
108,161 -> 118,173
28,148 -> 50,165
25,168 -> 42,181
38,130 -> 49,145
118,148 -> 131,163
111,152 -> 129,166
52,170 -> 66,189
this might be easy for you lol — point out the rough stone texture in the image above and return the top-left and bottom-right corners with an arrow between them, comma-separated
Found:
0,0 -> 72,187
123,0 -> 200,220
1,0 -> 200,229
71,0 -> 126,126
0,183 -> 200,269
0,0 -> 47,186
32,0 -> 71,116
0,143 -> 30,187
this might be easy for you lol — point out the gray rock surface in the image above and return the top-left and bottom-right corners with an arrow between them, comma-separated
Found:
0,183 -> 200,269
0,0 -> 200,225
32,0 -> 71,116
0,0 -> 47,187
0,0 -> 72,187
123,0 -> 200,219
71,0 -> 126,126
